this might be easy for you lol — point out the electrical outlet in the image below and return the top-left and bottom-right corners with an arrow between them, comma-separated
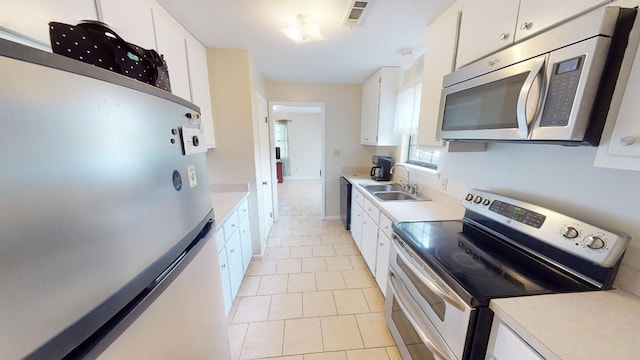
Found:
333,149 -> 341,156
439,177 -> 448,191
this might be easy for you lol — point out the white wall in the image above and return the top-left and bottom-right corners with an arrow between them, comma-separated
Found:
275,113 -> 322,179
266,82 -> 382,218
205,48 -> 266,257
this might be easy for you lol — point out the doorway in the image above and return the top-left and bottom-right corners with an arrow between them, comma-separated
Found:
269,102 -> 326,220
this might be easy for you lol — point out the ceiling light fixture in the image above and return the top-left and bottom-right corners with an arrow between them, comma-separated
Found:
281,14 -> 326,44
399,48 -> 415,70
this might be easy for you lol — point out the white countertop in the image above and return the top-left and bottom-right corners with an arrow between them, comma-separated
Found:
490,289 -> 640,359
343,175 -> 465,222
211,191 -> 249,224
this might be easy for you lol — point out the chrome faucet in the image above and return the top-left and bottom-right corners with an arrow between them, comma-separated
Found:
390,164 -> 418,195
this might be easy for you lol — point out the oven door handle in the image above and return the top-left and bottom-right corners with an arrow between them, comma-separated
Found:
516,56 -> 546,139
389,272 -> 452,360
393,240 -> 466,312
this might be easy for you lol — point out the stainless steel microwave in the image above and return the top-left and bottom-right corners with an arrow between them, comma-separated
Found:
438,7 -> 636,145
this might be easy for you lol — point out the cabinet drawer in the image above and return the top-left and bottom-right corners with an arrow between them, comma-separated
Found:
223,210 -> 240,238
352,188 -> 365,207
379,213 -> 393,239
237,198 -> 249,221
363,198 -> 380,223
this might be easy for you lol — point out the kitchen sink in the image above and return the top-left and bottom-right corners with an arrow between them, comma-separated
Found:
373,191 -> 428,202
361,183 -> 405,192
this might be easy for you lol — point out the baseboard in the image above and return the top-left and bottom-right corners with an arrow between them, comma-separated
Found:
323,215 -> 341,221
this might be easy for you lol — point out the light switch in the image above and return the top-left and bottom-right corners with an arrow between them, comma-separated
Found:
333,149 -> 341,156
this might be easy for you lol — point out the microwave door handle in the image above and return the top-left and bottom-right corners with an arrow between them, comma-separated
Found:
389,272 -> 452,360
516,57 -> 546,139
392,239 -> 466,312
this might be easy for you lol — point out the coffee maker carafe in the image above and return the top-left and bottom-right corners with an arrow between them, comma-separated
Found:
371,156 -> 392,181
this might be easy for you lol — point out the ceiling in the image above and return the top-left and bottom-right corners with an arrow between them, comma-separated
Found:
157,0 -> 455,84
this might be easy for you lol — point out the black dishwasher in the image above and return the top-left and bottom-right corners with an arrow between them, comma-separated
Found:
340,176 -> 352,230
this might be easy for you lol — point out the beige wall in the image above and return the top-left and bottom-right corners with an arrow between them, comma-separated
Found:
205,48 -> 266,256
266,82 -> 383,218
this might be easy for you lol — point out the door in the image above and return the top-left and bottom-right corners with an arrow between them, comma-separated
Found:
256,94 -> 274,249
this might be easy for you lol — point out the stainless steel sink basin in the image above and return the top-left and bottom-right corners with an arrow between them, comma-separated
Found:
362,183 -> 405,192
361,183 -> 430,202
373,191 -> 420,201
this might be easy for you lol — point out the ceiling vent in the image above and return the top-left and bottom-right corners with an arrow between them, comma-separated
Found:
343,0 -> 371,27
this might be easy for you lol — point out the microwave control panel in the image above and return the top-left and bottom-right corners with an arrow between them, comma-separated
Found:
539,55 -> 585,127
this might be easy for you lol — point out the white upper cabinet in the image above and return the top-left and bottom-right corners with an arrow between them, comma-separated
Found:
456,0 -> 519,68
151,4 -> 191,101
98,0 -> 156,50
185,33 -> 216,148
0,0 -> 97,48
457,0 -> 612,67
416,3 -> 460,147
360,67 -> 402,146
515,0 -> 611,42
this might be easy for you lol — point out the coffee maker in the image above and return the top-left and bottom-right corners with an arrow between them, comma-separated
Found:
371,156 -> 392,181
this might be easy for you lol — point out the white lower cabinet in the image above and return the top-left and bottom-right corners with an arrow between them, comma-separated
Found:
239,215 -> 252,272
218,248 -> 232,315
350,188 -> 365,251
226,230 -> 244,300
375,214 -> 393,292
217,197 -> 252,316
361,213 -> 379,275
486,321 -> 543,360
349,186 -> 394,295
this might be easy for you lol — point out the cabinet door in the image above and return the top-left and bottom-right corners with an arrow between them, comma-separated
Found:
218,249 -> 232,316
489,322 -> 543,360
239,217 -> 252,273
151,4 -> 191,100
361,214 -> 379,275
515,0 -> 611,42
456,0 -> 520,67
361,74 -> 380,145
375,230 -> 391,293
226,230 -> 244,300
417,3 -> 460,146
185,32 -> 216,148
351,203 -> 364,251
98,0 -> 156,50
376,67 -> 402,146
0,0 -> 97,48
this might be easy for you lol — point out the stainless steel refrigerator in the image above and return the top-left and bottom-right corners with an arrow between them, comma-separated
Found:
0,38 -> 228,359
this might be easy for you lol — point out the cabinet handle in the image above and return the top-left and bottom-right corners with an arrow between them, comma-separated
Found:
221,264 -> 226,269
620,136 -> 637,146
520,21 -> 533,30
499,32 -> 510,41
230,249 -> 235,253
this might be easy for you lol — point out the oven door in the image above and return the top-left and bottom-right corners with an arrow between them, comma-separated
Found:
385,269 -> 457,360
387,236 -> 473,359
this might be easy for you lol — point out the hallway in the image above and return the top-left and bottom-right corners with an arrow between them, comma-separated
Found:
226,179 -> 400,360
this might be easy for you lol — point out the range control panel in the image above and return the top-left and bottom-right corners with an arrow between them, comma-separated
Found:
462,189 -> 630,268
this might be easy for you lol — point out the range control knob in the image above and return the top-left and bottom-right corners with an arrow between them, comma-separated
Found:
465,193 -> 474,201
561,226 -> 579,239
482,199 -> 491,206
474,196 -> 483,204
585,236 -> 606,250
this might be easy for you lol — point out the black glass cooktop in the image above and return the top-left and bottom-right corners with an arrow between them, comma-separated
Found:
393,220 -> 593,307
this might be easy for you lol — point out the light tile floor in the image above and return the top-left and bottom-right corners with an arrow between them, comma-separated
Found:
227,179 -> 400,360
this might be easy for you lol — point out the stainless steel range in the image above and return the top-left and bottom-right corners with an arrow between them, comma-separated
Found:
385,189 -> 630,360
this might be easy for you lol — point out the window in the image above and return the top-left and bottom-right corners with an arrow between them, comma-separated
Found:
407,136 -> 440,170
394,83 -> 440,170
